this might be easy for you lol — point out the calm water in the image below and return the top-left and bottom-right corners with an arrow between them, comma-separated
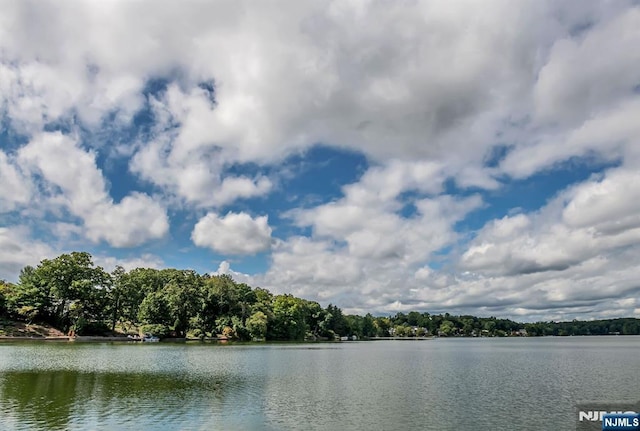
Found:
0,337 -> 638,430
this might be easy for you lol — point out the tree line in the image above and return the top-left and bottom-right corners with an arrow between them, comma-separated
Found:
1,252 -> 639,340
384,312 -> 640,337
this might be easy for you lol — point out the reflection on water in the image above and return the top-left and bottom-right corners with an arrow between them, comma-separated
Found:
0,343 -> 270,430
0,338 -> 639,430
0,370 -> 245,430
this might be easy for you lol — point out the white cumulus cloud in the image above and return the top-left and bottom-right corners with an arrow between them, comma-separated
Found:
17,132 -> 168,247
0,1 -> 639,319
0,150 -> 31,213
192,212 -> 272,255
0,226 -> 56,281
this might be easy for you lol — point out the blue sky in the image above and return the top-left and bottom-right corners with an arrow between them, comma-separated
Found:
1,1 -> 640,321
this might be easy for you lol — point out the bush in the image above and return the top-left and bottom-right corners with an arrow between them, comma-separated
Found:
73,318 -> 110,336
190,328 -> 204,339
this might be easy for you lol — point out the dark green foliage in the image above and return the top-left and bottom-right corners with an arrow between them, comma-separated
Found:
0,280 -> 9,316
11,252 -> 110,331
199,275 -> 256,337
4,251 -> 640,340
381,313 -> 640,337
268,294 -> 307,340
319,303 -> 347,337
138,291 -> 172,328
73,318 -> 110,336
246,311 -> 268,339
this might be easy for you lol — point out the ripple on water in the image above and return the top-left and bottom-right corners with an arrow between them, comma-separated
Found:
1,338 -> 639,430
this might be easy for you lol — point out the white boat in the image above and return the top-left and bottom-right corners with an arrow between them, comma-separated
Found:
142,334 -> 160,342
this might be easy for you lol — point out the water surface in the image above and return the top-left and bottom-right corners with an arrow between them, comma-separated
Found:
0,337 -> 638,430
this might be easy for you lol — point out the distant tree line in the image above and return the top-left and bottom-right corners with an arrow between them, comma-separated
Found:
384,312 -> 640,337
1,252 -> 639,339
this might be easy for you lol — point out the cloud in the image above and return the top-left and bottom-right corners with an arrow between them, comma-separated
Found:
0,150 -> 31,213
254,162 -> 483,307
500,7 -> 640,179
17,132 -> 168,247
210,260 -> 253,284
255,158 -> 640,320
1,1 -> 639,320
449,164 -> 640,320
0,53 -> 143,135
1,2 -> 637,180
129,84 -> 274,207
83,193 -> 170,247
0,226 -> 56,281
533,8 -> 640,127
461,166 -> 640,277
562,169 -> 640,233
289,160 -> 482,264
192,212 -> 272,255
500,97 -> 640,179
0,1 -> 580,197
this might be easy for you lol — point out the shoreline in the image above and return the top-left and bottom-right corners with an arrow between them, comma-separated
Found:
1,334 -> 636,343
0,335 -> 254,342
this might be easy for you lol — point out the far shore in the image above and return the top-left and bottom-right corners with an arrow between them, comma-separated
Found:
0,333 -> 433,343
1,334 -> 636,344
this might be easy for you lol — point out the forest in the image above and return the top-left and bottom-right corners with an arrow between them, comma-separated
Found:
1,252 -> 639,340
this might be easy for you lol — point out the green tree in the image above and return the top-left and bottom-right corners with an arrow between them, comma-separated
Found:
108,266 -> 127,331
407,311 -> 421,326
345,314 -> 363,337
483,320 -> 496,335
199,275 -> 256,336
439,320 -> 455,336
0,280 -> 9,316
461,317 -> 475,336
116,268 -> 166,325
622,320 -> 640,335
246,311 -> 268,340
374,317 -> 391,337
138,290 -> 172,334
8,266 -> 51,322
362,313 -> 375,338
162,270 -> 202,337
251,288 -> 273,315
394,325 -> 408,337
321,304 -> 347,337
18,252 -> 110,330
269,295 -> 307,340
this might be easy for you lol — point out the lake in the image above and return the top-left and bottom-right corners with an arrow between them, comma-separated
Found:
0,337 -> 638,430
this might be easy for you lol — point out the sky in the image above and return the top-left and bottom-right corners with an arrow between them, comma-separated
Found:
1,1 -> 640,321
